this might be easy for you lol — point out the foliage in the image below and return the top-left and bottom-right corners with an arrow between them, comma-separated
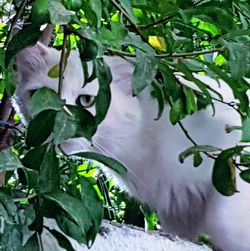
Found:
0,0 -> 250,249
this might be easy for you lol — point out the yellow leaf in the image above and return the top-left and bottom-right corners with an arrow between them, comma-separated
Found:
148,36 -> 167,52
48,64 -> 60,78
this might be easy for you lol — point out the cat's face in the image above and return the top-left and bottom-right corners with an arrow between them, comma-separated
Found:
14,43 -> 143,160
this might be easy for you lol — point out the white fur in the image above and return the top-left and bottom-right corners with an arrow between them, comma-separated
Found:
15,43 -> 250,251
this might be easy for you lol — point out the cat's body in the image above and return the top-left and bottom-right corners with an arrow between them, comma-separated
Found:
14,42 -> 250,251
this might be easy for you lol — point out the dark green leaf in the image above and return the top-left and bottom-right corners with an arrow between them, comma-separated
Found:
32,0 -> 50,25
193,152 -> 203,167
26,110 -> 57,147
21,144 -> 48,171
212,146 -> 243,196
169,98 -> 185,125
53,105 -> 95,144
29,87 -> 64,118
78,177 -> 103,244
75,152 -> 127,178
5,25 -> 41,66
151,81 -> 164,120
47,228 -> 75,251
94,58 -> 112,125
183,86 -> 198,115
240,169 -> 250,184
42,191 -> 92,244
132,50 -> 158,96
79,39 -> 98,62
39,145 -> 60,193
0,149 -> 23,171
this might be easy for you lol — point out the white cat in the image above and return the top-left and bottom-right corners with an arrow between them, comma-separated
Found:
14,42 -> 250,251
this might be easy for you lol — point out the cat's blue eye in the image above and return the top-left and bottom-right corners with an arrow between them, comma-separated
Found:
76,95 -> 95,108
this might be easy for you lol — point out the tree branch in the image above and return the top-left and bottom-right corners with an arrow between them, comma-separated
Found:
107,47 -> 225,58
138,14 -> 176,30
109,0 -> 147,42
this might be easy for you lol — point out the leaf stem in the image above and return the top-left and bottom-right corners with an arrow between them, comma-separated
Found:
58,26 -> 68,98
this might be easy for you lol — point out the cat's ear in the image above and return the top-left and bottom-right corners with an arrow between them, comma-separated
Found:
105,56 -> 134,96
15,42 -> 49,79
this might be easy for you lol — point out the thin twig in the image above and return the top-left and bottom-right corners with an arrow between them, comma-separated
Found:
58,26 -> 68,98
110,0 -> 147,42
177,120 -> 216,160
138,14 -> 176,29
4,0 -> 28,47
13,193 -> 37,202
107,47 -> 225,58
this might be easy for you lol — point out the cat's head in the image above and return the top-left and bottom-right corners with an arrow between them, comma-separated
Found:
14,43 -> 143,158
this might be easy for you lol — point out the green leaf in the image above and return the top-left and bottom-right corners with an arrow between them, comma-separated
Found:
32,0 -> 50,25
120,0 -> 138,24
21,144 -> 48,171
132,50 -> 158,96
193,152 -> 203,167
179,145 -> 222,163
212,146 -> 244,196
0,149 -> 23,171
75,152 -> 127,178
78,39 -> 98,62
242,118 -> 250,142
89,0 -> 103,28
42,191 -> 92,244
159,62 -> 177,97
151,81 -> 164,120
169,98 -> 185,125
240,169 -> 250,184
0,192 -> 17,222
38,145 -> 60,193
29,87 -> 64,118
48,0 -> 74,25
47,228 -> 75,251
78,177 -> 103,244
224,41 -> 250,80
26,110 -> 57,147
94,58 -> 112,125
183,86 -> 198,115
53,105 -> 95,144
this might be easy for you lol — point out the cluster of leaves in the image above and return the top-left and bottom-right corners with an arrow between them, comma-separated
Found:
0,0 -> 250,249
